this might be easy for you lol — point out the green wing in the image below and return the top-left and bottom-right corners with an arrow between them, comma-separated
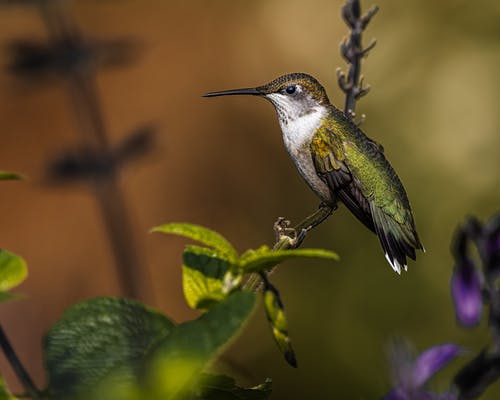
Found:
311,127 -> 376,233
311,125 -> 423,273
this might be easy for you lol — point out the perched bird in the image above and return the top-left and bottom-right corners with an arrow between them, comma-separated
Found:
204,73 -> 423,273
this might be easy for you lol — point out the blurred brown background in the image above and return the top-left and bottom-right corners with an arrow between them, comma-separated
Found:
1,0 -> 500,398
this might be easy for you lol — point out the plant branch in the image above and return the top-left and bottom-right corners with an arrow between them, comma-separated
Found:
0,324 -> 41,400
337,0 -> 378,120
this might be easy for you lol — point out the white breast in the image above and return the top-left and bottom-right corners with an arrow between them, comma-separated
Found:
277,107 -> 332,202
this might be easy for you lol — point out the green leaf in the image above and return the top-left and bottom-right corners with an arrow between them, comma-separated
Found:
145,291 -> 257,400
0,377 -> 17,400
152,223 -> 238,262
195,374 -> 272,400
0,172 -> 22,181
0,250 -> 27,293
0,292 -> 23,304
263,282 -> 296,368
240,247 -> 339,272
182,245 -> 231,310
44,297 -> 175,400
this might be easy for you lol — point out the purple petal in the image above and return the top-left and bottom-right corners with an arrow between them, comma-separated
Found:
451,259 -> 483,327
384,388 -> 409,400
412,344 -> 462,387
385,389 -> 446,400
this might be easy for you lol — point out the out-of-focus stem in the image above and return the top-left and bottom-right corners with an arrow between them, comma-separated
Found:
0,324 -> 41,400
67,67 -> 151,301
37,4 -> 152,300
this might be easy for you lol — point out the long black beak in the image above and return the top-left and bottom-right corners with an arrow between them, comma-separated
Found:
203,87 -> 262,98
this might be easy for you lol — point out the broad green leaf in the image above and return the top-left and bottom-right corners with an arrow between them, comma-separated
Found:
44,297 -> 174,400
145,291 -> 257,400
182,245 -> 231,310
0,250 -> 27,293
81,370 -> 143,400
240,246 -> 339,272
263,283 -> 296,368
0,292 -> 23,303
152,223 -> 238,262
0,377 -> 17,400
0,172 -> 22,181
195,374 -> 272,400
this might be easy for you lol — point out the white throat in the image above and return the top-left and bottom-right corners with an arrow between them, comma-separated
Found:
266,93 -> 326,151
267,95 -> 331,202
279,107 -> 326,152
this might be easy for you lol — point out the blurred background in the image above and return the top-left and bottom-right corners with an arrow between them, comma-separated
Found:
1,0 -> 500,398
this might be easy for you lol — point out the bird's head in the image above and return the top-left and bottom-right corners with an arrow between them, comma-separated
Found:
204,73 -> 330,124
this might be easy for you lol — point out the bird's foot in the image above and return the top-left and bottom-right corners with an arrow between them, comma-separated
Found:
274,217 -> 299,246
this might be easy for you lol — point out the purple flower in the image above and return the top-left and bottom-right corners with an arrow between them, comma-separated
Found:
450,258 -> 483,327
385,342 -> 461,400
450,226 -> 483,327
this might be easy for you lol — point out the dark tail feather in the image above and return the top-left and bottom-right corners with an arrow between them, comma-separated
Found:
370,204 -> 422,274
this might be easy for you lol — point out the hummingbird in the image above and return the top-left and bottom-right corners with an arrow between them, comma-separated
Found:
203,73 -> 423,273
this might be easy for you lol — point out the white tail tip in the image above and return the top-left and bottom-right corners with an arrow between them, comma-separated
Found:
385,253 -> 405,274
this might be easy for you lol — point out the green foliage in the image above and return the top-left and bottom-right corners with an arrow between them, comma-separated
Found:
239,246 -> 339,273
0,377 -> 17,400
154,222 -> 338,368
182,245 -> 230,310
0,172 -> 22,181
196,374 -> 272,400
145,291 -> 257,399
0,250 -> 27,303
152,223 -> 238,263
43,293 -> 264,400
0,215 -> 331,398
44,297 -> 175,400
153,223 -> 338,312
263,281 -> 296,368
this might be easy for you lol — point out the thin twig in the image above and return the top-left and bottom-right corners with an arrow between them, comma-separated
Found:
0,324 -> 41,400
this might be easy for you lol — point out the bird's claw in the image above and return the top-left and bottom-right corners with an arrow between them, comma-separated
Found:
274,217 -> 298,244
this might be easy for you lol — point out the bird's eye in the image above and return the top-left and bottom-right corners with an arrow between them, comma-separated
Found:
285,85 -> 297,95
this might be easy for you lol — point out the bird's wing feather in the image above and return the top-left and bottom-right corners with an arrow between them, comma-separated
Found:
310,129 -> 376,232
310,126 -> 422,273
